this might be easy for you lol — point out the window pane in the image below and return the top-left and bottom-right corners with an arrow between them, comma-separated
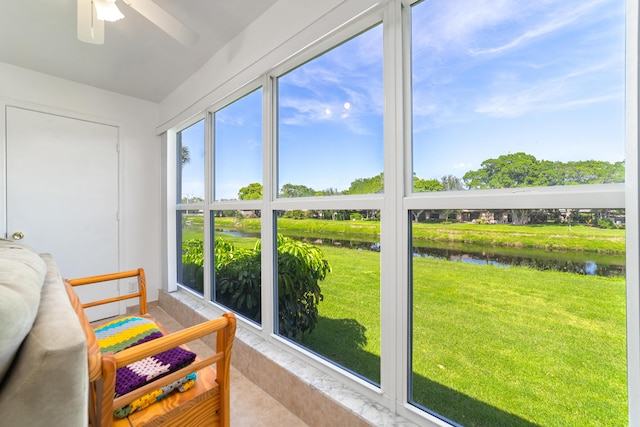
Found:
177,210 -> 204,294
411,0 -> 625,192
214,89 -> 263,201
212,211 -> 262,324
410,208 -> 627,426
277,25 -> 383,197
276,210 -> 381,384
177,119 -> 205,202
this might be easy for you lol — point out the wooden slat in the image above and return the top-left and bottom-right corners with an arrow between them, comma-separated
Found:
67,268 -> 147,314
125,365 -> 220,427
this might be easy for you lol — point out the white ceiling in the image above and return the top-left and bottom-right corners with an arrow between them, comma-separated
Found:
0,0 -> 278,102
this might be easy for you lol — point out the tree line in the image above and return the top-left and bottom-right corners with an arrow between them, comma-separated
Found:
233,152 -> 624,200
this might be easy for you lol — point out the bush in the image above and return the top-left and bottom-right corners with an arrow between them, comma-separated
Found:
181,239 -> 204,293
216,244 -> 261,320
183,234 -> 331,341
273,234 -> 331,340
597,218 -> 616,229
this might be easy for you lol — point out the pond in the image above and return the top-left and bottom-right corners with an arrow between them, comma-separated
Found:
216,229 -> 625,278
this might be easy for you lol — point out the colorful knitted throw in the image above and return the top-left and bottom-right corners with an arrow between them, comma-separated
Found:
94,316 -> 198,417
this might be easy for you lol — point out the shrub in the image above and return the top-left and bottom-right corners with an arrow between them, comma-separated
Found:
183,234 -> 331,341
181,239 -> 204,293
597,218 -> 616,229
273,234 -> 331,340
216,244 -> 262,320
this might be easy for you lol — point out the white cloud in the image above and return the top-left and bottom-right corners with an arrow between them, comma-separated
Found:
413,0 -> 610,56
469,0 -> 610,56
474,59 -> 623,118
410,0 -> 623,127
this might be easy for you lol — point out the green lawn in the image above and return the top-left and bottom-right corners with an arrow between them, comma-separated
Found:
410,257 -> 626,427
185,217 -> 627,426
300,247 -> 626,427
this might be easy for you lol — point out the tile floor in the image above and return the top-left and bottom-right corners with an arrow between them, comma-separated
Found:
145,306 -> 309,427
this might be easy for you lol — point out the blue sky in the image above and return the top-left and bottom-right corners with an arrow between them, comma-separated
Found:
181,0 -> 625,200
411,0 -> 625,181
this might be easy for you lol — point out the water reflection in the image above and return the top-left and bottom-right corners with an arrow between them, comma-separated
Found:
216,229 -> 625,278
412,246 -> 624,277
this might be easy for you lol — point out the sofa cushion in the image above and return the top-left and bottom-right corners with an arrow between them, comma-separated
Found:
0,240 -> 46,382
0,254 -> 88,427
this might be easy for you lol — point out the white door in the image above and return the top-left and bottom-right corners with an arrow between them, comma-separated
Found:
5,106 -> 120,320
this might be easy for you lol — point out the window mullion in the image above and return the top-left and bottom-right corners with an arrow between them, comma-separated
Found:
262,73 -> 276,338
203,111 -> 213,302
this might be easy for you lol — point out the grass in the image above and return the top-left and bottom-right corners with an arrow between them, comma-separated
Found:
301,245 -> 381,382
410,257 -> 626,427
411,222 -> 625,253
182,216 -> 628,426
210,216 -> 625,253
290,243 -> 627,426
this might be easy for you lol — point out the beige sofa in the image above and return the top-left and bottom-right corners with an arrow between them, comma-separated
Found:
0,240 -> 87,427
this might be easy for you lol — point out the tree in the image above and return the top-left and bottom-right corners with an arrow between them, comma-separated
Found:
181,146 -> 190,167
279,183 -> 316,198
463,152 -> 540,189
511,209 -> 531,225
345,173 -> 384,194
317,187 -> 341,196
462,153 -> 625,225
463,153 -> 625,189
561,160 -> 625,185
212,235 -> 331,341
441,174 -> 465,191
413,176 -> 443,192
238,182 -> 263,200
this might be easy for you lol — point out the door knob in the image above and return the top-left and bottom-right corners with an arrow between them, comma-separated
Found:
11,231 -> 24,240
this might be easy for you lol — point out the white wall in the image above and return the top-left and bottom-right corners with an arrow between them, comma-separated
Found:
0,61 -> 163,303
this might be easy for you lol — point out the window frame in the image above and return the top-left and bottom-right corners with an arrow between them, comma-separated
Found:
167,0 -> 640,425
171,113 -> 207,295
206,79 -> 265,309
401,0 -> 634,425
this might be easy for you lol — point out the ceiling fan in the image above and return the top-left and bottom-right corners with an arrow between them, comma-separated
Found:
77,0 -> 199,47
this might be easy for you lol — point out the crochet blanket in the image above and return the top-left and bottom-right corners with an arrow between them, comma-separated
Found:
94,316 -> 197,417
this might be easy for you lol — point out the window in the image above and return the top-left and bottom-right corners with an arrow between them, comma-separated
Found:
411,0 -> 625,192
276,210 -> 381,384
274,24 -> 383,384
170,1 -> 635,425
214,88 -> 263,202
211,89 -> 263,322
409,0 -> 627,425
176,119 -> 205,294
277,24 -> 384,196
410,209 -> 626,426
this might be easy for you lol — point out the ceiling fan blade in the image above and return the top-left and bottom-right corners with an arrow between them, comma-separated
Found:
77,0 -> 105,44
121,0 -> 199,47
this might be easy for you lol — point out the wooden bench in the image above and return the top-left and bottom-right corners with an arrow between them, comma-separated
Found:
64,269 -> 236,427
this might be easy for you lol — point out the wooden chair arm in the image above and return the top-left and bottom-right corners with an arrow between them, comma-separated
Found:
113,315 -> 233,368
66,268 -> 147,314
